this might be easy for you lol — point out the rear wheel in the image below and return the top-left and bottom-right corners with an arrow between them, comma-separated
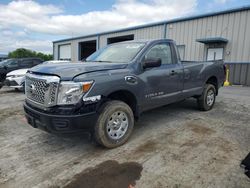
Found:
94,100 -> 134,148
197,84 -> 216,111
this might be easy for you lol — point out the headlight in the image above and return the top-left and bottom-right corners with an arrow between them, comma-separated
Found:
14,75 -> 25,78
57,81 -> 94,105
7,75 -> 24,78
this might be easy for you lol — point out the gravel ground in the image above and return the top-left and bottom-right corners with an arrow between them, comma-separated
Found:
0,86 -> 249,188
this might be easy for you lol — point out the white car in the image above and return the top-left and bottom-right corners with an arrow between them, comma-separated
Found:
5,68 -> 28,91
42,60 -> 70,64
5,60 -> 70,91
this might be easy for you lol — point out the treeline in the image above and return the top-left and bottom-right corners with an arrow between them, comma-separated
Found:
8,48 -> 53,61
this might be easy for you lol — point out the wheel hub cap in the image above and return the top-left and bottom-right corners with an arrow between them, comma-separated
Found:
106,111 -> 129,140
207,90 -> 215,106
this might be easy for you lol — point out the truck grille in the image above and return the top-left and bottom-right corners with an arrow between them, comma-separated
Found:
25,73 -> 60,107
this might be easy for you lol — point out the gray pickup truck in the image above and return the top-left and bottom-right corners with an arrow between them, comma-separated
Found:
24,39 -> 225,148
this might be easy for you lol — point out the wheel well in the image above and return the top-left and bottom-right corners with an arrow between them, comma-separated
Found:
206,76 -> 218,94
107,90 -> 138,118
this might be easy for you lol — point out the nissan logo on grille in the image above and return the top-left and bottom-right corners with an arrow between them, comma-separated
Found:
30,84 -> 35,93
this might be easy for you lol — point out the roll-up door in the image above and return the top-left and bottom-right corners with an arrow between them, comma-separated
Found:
59,44 -> 71,60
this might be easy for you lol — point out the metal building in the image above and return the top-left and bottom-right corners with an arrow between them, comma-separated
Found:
53,6 -> 250,86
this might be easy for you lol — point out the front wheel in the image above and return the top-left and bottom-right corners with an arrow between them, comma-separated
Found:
197,84 -> 216,111
94,100 -> 134,148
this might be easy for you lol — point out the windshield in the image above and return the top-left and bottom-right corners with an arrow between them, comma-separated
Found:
86,42 -> 145,63
0,59 -> 12,66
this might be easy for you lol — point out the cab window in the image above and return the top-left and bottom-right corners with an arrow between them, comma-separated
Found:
145,43 -> 173,65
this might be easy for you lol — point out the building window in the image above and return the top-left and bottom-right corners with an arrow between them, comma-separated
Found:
107,34 -> 134,45
177,45 -> 185,60
207,48 -> 224,61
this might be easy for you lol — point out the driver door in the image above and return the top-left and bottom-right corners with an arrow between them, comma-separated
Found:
140,42 -> 183,110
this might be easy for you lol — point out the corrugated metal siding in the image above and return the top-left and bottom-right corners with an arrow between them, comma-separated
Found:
167,10 -> 250,62
227,63 -> 250,86
99,25 -> 164,48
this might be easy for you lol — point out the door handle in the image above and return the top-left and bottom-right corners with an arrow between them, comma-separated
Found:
170,70 -> 177,76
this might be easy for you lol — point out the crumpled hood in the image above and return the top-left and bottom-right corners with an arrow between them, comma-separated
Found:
29,62 -> 128,80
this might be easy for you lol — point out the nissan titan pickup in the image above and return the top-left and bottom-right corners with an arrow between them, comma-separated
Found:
23,39 -> 225,148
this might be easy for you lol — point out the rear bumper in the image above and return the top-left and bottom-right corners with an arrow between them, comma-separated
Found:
23,102 -> 97,134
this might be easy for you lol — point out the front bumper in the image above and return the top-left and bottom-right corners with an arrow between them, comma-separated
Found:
5,77 -> 24,89
23,102 -> 97,133
4,77 -> 24,88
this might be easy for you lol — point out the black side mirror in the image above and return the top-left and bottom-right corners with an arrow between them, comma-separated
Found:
143,58 -> 161,69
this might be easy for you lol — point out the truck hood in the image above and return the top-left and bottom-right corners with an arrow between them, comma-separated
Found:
29,62 -> 128,80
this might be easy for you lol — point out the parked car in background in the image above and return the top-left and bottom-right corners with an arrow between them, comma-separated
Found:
0,58 -> 43,89
24,39 -> 225,148
5,68 -> 28,91
4,60 -> 70,91
42,60 -> 70,64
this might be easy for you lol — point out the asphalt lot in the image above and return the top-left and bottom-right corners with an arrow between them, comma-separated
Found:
0,86 -> 249,188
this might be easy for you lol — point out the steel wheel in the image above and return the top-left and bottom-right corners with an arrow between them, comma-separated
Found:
106,111 -> 129,140
94,100 -> 134,148
206,89 -> 215,106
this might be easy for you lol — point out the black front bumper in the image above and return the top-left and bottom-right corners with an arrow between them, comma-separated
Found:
23,102 -> 97,133
4,79 -> 18,86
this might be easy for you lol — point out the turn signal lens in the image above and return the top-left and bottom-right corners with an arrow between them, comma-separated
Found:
82,81 -> 93,93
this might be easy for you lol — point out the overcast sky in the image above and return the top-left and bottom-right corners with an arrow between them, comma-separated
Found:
0,0 -> 249,54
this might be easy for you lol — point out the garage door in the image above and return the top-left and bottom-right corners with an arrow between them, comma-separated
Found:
59,44 -> 71,60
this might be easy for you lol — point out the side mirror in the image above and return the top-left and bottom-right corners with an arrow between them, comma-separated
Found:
143,58 -> 161,69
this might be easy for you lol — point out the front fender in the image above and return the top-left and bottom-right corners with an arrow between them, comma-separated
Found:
74,69 -> 143,106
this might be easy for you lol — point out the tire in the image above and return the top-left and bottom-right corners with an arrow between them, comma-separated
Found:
0,81 -> 3,89
197,84 -> 216,111
94,100 -> 134,148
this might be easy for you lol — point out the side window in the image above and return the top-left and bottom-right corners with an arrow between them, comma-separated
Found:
7,60 -> 18,67
21,60 -> 33,67
145,43 -> 173,65
33,59 -> 42,66
177,45 -> 185,60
